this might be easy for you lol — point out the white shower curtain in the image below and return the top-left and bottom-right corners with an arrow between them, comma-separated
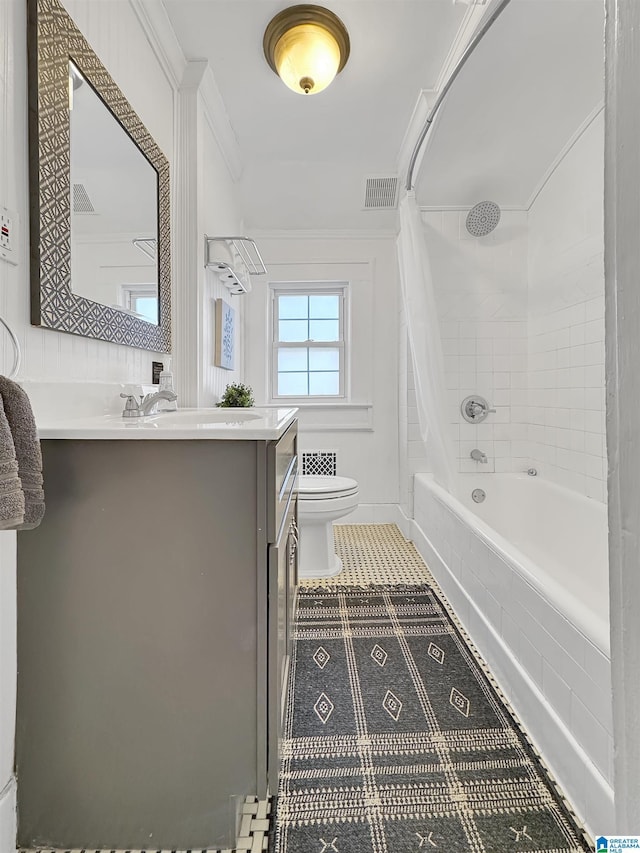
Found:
397,192 -> 458,495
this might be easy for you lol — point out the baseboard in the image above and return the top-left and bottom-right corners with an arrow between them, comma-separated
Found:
405,514 -> 614,837
340,504 -> 406,525
0,777 -> 16,853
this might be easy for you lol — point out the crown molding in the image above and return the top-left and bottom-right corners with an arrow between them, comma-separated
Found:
128,0 -> 187,90
526,102 -> 605,212
418,204 -> 525,212
250,228 -> 397,241
128,0 -> 243,183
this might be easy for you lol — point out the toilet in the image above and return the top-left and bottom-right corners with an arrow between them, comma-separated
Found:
296,475 -> 359,578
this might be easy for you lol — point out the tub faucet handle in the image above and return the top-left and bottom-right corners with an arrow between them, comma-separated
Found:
461,395 -> 495,423
470,448 -> 488,463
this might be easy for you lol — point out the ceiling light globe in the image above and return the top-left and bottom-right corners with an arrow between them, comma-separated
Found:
274,23 -> 341,94
263,6 -> 350,96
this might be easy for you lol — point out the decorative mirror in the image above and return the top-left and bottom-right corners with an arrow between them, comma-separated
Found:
27,0 -> 171,351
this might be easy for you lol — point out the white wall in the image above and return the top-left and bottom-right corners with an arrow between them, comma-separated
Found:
527,111 -> 606,501
245,234 -> 400,513
605,0 -> 640,831
198,102 -> 245,405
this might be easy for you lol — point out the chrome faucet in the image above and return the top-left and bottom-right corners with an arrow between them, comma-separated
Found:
120,389 -> 178,418
470,448 -> 488,463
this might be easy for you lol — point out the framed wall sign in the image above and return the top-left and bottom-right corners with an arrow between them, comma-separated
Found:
214,298 -> 235,370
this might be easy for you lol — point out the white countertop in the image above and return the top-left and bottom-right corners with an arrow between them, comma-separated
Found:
37,407 -> 298,440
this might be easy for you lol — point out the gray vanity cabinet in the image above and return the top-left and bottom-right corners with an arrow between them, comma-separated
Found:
16,421 -> 298,851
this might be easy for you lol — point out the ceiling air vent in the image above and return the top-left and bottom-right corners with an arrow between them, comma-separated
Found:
363,175 -> 399,210
73,183 -> 95,214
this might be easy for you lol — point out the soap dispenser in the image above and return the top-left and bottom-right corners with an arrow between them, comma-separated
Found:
157,358 -> 177,411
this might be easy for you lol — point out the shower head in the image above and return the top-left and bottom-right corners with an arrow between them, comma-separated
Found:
465,200 -> 501,237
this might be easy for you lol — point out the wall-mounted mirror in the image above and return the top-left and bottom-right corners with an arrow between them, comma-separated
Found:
27,0 -> 171,351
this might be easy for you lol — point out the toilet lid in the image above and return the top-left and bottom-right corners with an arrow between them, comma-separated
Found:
297,475 -> 359,500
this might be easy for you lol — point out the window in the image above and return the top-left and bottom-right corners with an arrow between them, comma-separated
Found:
271,284 -> 348,399
120,284 -> 158,324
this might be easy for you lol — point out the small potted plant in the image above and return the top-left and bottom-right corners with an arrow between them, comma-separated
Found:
216,382 -> 255,408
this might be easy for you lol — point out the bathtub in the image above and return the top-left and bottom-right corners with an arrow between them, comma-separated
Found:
408,472 -> 613,834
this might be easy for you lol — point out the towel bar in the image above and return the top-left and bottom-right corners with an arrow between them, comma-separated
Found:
0,315 -> 21,378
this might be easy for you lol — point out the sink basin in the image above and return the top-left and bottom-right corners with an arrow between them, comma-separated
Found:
149,408 -> 262,426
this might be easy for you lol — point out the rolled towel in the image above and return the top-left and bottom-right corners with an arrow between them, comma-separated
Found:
0,377 -> 44,530
0,394 -> 24,529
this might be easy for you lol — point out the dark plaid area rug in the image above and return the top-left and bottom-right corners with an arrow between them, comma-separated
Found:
273,584 -> 593,853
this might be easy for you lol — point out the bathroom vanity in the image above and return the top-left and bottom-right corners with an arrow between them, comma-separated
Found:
16,408 -> 298,850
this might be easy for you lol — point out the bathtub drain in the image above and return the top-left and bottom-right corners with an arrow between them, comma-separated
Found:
471,488 -> 486,503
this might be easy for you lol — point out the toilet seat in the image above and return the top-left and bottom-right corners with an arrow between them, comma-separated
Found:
297,475 -> 358,500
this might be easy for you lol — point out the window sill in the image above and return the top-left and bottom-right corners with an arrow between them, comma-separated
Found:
265,402 -> 373,432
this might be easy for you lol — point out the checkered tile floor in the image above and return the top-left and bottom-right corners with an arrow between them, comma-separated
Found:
303,523 -> 436,587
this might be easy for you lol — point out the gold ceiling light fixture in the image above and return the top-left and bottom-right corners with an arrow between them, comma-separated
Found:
263,4 -> 350,95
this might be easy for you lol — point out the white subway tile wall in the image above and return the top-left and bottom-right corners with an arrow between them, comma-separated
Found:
401,113 -> 606,505
402,208 -> 529,514
527,112 -> 605,501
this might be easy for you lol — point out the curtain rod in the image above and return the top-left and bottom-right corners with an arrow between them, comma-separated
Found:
405,0 -> 514,192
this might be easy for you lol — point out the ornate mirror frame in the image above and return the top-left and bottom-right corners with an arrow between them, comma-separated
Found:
27,0 -> 171,352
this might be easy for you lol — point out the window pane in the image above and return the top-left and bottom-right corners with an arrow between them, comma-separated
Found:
309,372 -> 340,396
279,320 -> 308,342
133,296 -> 158,324
278,295 -> 308,319
309,348 -> 340,371
278,348 -> 308,372
309,319 -> 339,341
278,372 -> 308,396
309,294 -> 339,319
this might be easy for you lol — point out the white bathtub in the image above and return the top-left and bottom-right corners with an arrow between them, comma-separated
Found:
442,473 -> 608,653
409,472 -> 613,834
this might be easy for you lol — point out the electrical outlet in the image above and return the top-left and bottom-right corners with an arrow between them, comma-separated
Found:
0,206 -> 19,266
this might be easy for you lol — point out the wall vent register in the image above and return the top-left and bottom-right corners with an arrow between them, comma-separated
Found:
302,451 -> 337,476
363,175 -> 399,210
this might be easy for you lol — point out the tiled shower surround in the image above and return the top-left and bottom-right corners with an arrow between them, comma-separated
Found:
400,110 -> 606,506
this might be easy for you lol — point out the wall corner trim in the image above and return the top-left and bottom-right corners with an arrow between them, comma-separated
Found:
526,101 -> 605,212
199,65 -> 244,183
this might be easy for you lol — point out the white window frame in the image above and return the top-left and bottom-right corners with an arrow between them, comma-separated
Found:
270,282 -> 349,402
119,283 -> 158,321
